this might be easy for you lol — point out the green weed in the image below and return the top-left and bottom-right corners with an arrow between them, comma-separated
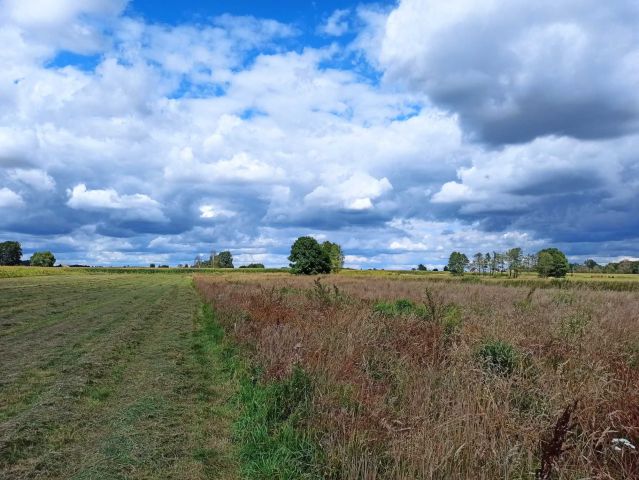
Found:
559,308 -> 592,351
309,278 -> 346,306
373,298 -> 428,319
477,340 -> 520,376
552,290 -> 575,306
442,304 -> 463,339
234,366 -> 322,479
199,304 -> 324,479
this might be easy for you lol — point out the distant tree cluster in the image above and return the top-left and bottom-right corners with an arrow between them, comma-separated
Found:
462,248 -> 535,277
572,258 -> 639,274
288,237 -> 344,275
444,247 -> 570,278
239,263 -> 265,269
214,251 -> 234,268
0,241 -> 57,267
193,250 -> 234,268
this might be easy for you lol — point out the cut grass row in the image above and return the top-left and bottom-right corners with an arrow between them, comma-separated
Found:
0,266 -> 285,279
1,271 -> 323,479
0,274 -> 239,479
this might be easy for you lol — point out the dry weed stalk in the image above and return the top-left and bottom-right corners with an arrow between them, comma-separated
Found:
536,400 -> 578,480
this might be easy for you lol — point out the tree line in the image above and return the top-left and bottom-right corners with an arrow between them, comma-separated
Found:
3,237 -> 637,276
187,237 -> 345,274
575,258 -> 639,274
188,237 -> 345,274
442,247 -> 570,278
0,241 -> 56,267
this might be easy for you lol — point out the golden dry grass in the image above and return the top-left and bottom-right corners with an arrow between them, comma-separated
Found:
196,273 -> 639,479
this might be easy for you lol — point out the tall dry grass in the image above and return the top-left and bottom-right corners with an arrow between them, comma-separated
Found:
195,274 -> 639,479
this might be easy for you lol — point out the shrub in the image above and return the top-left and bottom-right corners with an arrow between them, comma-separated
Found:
309,278 -> 344,306
394,298 -> 415,314
373,299 -> 428,319
372,301 -> 396,316
477,340 -> 519,376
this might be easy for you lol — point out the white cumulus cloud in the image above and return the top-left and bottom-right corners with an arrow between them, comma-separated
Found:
305,172 -> 393,211
0,187 -> 24,208
67,184 -> 166,222
320,9 -> 350,36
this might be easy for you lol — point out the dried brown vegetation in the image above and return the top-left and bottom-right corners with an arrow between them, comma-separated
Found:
195,273 -> 639,479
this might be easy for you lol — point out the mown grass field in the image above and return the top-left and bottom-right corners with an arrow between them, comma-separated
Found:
0,273 -> 238,479
2,267 -> 639,479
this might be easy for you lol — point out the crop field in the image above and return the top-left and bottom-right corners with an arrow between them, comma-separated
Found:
340,270 -> 639,291
2,269 -> 638,479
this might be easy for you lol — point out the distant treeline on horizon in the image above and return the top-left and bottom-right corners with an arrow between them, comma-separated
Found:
1,239 -> 638,274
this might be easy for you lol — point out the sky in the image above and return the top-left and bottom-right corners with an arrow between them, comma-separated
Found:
1,0 -> 638,268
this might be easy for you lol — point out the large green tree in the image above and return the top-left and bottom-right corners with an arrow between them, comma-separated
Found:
30,251 -> 56,267
289,236 -> 331,275
447,251 -> 469,276
213,251 -> 234,268
536,248 -> 569,278
321,241 -> 344,273
0,241 -> 22,266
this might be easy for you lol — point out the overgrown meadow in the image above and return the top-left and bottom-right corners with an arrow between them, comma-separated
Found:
196,274 -> 639,479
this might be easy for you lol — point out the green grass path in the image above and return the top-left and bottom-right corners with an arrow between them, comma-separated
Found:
0,274 -> 238,479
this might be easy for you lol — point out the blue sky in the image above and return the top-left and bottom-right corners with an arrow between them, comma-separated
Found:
128,1 -> 369,26
1,0 -> 638,268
